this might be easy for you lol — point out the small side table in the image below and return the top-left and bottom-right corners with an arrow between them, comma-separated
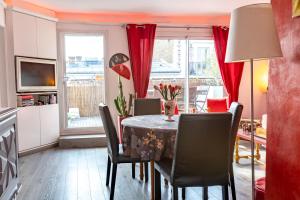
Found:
235,130 -> 266,164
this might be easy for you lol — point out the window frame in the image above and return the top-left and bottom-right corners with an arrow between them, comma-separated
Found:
150,32 -> 223,112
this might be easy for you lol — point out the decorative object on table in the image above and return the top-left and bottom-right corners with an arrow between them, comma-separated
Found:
225,3 -> 282,199
293,0 -> 300,18
239,119 -> 261,132
154,83 -> 182,121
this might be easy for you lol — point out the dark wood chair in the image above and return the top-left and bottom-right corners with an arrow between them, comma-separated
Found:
133,98 -> 162,182
154,113 -> 232,200
228,102 -> 243,200
99,104 -> 144,200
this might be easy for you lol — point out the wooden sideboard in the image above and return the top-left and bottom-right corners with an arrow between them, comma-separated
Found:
0,108 -> 20,200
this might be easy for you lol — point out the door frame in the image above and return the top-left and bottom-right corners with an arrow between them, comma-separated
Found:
58,31 -> 108,135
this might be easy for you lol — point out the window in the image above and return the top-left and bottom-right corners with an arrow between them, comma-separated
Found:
148,39 -> 224,112
64,34 -> 105,129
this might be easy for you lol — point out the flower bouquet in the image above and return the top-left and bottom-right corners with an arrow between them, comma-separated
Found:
154,83 -> 182,121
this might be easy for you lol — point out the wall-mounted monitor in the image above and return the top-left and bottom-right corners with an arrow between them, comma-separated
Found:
15,57 -> 57,92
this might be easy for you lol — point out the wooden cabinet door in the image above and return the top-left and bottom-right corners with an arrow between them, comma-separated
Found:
36,18 -> 57,59
17,106 -> 40,151
12,12 -> 37,57
40,104 -> 59,145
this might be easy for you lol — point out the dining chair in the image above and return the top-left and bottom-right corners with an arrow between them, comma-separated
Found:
228,102 -> 243,200
99,104 -> 143,200
133,98 -> 162,182
154,113 -> 232,200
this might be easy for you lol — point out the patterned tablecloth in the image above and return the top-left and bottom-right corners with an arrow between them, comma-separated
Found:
121,115 -> 179,161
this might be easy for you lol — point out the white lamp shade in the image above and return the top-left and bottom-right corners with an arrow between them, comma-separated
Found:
225,3 -> 282,62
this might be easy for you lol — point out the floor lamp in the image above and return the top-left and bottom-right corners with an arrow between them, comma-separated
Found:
225,4 -> 282,200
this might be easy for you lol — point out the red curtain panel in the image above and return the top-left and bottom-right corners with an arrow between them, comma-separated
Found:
126,24 -> 156,98
212,26 -> 244,105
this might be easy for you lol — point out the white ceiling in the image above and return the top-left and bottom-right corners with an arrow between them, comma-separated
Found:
23,0 -> 270,15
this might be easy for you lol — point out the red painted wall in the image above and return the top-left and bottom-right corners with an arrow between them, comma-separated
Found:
266,1 -> 300,199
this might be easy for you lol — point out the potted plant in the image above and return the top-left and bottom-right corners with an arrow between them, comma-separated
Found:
154,83 -> 182,121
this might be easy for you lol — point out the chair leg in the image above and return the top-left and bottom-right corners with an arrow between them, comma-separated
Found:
110,164 -> 118,200
131,163 -> 135,179
164,178 -> 168,186
172,186 -> 178,200
154,168 -> 161,200
106,156 -> 111,186
144,162 -> 149,182
202,187 -> 208,200
222,185 -> 229,200
230,166 -> 237,200
182,187 -> 186,199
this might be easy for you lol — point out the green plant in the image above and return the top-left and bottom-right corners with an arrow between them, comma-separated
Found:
114,77 -> 133,117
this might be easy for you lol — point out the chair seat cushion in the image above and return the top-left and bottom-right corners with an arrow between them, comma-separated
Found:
255,177 -> 265,200
207,98 -> 228,112
155,158 -> 229,187
155,158 -> 173,182
117,153 -> 141,163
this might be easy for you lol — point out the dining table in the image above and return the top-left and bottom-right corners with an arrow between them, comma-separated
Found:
121,114 -> 179,200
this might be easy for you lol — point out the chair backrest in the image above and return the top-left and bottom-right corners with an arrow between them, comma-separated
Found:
171,113 -> 232,187
99,104 -> 119,162
134,98 -> 161,116
207,98 -> 228,112
228,102 -> 244,163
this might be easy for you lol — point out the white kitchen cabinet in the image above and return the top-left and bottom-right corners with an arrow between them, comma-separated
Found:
17,106 -> 41,152
17,104 -> 60,152
0,1 -> 5,27
40,104 -> 59,145
12,11 -> 57,59
36,18 -> 57,59
12,12 -> 37,57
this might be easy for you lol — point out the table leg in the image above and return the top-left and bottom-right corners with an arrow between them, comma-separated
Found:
255,143 -> 261,160
235,137 -> 240,163
140,163 -> 144,181
151,160 -> 154,200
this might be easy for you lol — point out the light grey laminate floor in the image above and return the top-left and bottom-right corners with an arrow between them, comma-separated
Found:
18,142 -> 265,200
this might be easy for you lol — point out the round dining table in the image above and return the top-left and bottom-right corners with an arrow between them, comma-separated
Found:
121,114 -> 179,200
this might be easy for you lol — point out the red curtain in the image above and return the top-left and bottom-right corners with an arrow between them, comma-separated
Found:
126,24 -> 156,98
212,26 -> 244,105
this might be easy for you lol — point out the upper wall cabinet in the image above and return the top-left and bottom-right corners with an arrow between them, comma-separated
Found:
36,18 -> 57,59
13,12 -> 37,57
0,1 -> 5,27
12,12 -> 57,59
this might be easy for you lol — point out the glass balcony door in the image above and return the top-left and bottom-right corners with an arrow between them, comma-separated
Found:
62,33 -> 105,132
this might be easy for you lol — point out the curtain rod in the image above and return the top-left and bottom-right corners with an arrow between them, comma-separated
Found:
122,24 -> 212,29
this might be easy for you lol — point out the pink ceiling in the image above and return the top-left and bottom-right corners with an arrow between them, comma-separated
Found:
5,0 -> 243,25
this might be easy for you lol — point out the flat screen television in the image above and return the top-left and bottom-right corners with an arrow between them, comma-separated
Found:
16,57 -> 57,92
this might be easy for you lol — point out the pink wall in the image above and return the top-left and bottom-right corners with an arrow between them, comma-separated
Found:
266,0 -> 300,199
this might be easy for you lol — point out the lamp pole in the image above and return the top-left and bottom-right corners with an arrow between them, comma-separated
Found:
250,58 -> 255,200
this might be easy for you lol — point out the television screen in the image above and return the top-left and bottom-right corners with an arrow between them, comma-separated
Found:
20,61 -> 56,87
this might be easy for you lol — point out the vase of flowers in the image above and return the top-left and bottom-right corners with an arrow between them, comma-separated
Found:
154,83 -> 182,121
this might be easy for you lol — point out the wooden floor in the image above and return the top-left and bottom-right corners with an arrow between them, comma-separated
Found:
18,143 -> 265,200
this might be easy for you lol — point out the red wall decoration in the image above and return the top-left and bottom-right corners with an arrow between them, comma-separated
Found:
266,0 -> 300,199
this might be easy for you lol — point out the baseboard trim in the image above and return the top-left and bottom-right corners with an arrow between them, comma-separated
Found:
18,142 -> 59,157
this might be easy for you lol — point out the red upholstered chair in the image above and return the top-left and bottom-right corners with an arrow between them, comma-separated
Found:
207,98 -> 228,112
255,177 -> 265,200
